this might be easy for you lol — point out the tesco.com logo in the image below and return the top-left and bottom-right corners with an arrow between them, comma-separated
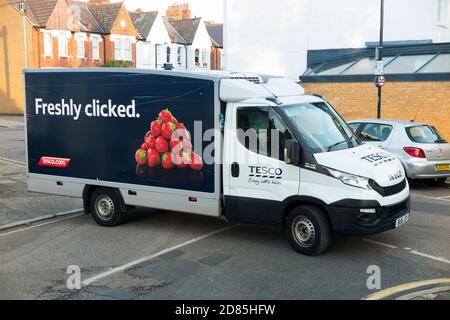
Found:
38,157 -> 71,168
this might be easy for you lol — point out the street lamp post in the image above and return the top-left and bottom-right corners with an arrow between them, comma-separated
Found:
377,0 -> 385,119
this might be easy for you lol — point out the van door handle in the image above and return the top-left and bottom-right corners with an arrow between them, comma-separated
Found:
231,162 -> 240,178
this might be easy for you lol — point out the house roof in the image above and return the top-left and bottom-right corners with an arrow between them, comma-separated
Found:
69,1 -> 104,33
23,0 -> 59,26
86,1 -> 123,34
206,23 -> 223,48
162,17 -> 187,45
167,17 -> 202,45
8,0 -> 39,25
129,10 -> 158,40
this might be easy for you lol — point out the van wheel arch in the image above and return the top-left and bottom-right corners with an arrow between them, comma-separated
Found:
82,185 -> 126,214
281,197 -> 333,231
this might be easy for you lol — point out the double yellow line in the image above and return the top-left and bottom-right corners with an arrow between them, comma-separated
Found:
364,278 -> 450,300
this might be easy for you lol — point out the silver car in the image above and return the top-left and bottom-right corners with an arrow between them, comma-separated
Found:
348,119 -> 450,185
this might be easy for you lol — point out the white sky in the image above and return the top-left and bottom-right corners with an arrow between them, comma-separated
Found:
118,0 -> 223,23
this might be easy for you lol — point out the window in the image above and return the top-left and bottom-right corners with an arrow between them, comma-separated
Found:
406,125 -> 447,143
76,34 -> 85,58
43,31 -> 52,56
348,123 -> 360,133
195,49 -> 200,66
115,38 -> 122,60
143,43 -> 151,65
166,46 -> 171,63
384,54 -> 435,74
438,0 -> 449,26
123,39 -> 131,61
358,123 -> 393,142
177,47 -> 182,65
114,37 -> 132,61
58,32 -> 68,57
92,36 -> 100,60
155,44 -> 161,67
418,53 -> 450,73
202,49 -> 208,67
237,107 -> 293,161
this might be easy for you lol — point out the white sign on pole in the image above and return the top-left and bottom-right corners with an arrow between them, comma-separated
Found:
375,60 -> 384,75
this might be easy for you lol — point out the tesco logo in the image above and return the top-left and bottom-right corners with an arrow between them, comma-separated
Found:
38,157 -> 71,168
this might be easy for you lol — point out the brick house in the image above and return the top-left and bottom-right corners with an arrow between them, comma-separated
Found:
205,22 -> 223,70
0,0 -> 138,114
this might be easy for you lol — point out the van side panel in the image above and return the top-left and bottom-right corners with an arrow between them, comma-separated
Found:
25,71 -> 217,197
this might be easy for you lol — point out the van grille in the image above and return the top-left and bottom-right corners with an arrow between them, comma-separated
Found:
369,179 -> 407,197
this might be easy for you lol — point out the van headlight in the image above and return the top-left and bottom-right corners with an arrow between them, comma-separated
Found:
324,167 -> 372,190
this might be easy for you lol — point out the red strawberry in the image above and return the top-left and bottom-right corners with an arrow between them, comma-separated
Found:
155,136 -> 169,153
170,138 -> 182,152
159,109 -> 173,123
135,149 -> 147,165
161,152 -> 174,170
176,122 -> 185,129
145,136 -> 156,149
147,149 -> 160,168
161,122 -> 177,140
172,116 -> 179,125
144,131 -> 152,141
141,142 -> 149,151
151,120 -> 162,137
190,152 -> 203,171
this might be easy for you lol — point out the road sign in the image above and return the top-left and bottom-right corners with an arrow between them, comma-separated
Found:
375,60 -> 384,75
374,75 -> 386,88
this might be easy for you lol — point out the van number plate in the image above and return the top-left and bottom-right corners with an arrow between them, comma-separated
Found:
395,213 -> 410,228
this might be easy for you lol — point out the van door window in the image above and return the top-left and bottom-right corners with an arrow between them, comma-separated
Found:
359,123 -> 393,142
237,107 -> 293,161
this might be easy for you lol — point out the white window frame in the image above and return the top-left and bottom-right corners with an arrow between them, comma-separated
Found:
115,38 -> 122,60
75,33 -> 86,59
43,31 -> 53,57
90,35 -> 102,61
123,38 -> 131,61
438,0 -> 449,27
58,31 -> 69,58
177,47 -> 182,66
111,35 -> 134,61
202,49 -> 208,67
166,46 -> 171,64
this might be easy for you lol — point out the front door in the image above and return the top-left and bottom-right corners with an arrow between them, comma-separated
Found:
223,104 -> 301,225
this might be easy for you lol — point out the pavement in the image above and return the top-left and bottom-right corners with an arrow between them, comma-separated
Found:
0,115 -> 449,300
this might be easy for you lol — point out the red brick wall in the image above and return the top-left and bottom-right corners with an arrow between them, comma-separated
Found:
210,47 -> 222,70
302,81 -> 450,140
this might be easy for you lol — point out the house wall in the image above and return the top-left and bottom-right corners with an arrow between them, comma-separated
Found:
0,2 -> 33,114
108,5 -> 138,67
33,30 -> 105,68
224,0 -> 450,79
189,20 -> 212,69
211,47 -> 222,70
302,81 -> 450,140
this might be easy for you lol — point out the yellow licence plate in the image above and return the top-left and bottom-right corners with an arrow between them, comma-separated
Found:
436,164 -> 450,171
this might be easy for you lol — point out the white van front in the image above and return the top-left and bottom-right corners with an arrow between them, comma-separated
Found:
222,90 -> 410,255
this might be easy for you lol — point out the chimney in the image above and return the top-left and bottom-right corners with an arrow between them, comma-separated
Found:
166,2 -> 191,21
88,0 -> 110,4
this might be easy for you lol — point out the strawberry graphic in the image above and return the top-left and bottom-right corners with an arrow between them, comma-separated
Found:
135,149 -> 147,165
161,122 -> 177,140
161,152 -> 174,170
190,152 -> 203,171
147,149 -> 160,168
159,109 -> 173,123
141,142 -> 149,151
151,120 -> 162,137
170,138 -> 182,152
155,136 -> 169,153
144,131 -> 152,141
145,136 -> 156,149
175,151 -> 191,168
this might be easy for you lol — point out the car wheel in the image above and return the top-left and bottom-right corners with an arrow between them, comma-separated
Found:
423,178 -> 448,186
90,188 -> 126,227
286,205 -> 331,256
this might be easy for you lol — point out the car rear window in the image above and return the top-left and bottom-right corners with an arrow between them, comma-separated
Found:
406,125 -> 447,143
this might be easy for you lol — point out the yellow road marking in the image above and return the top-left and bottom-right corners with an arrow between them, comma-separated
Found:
364,278 -> 450,300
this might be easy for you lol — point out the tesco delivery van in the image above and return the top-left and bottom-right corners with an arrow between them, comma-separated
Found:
24,69 -> 410,255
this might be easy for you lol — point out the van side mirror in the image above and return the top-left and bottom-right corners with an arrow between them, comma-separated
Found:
284,139 -> 300,166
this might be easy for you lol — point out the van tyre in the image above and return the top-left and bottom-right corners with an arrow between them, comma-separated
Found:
90,188 -> 126,227
286,206 -> 331,256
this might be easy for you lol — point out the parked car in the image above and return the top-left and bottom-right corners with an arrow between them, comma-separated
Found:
348,119 -> 450,186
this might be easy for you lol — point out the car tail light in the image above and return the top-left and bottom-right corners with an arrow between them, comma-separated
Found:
403,147 -> 426,159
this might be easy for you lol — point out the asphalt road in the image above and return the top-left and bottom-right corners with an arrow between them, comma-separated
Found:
0,117 -> 449,300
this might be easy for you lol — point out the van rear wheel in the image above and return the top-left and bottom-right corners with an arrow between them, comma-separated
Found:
90,188 -> 125,227
286,205 -> 331,256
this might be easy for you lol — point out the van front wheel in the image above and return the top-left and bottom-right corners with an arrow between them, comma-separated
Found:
286,206 -> 331,256
90,188 -> 125,227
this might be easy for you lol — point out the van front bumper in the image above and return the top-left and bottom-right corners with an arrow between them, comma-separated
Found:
325,197 -> 411,235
